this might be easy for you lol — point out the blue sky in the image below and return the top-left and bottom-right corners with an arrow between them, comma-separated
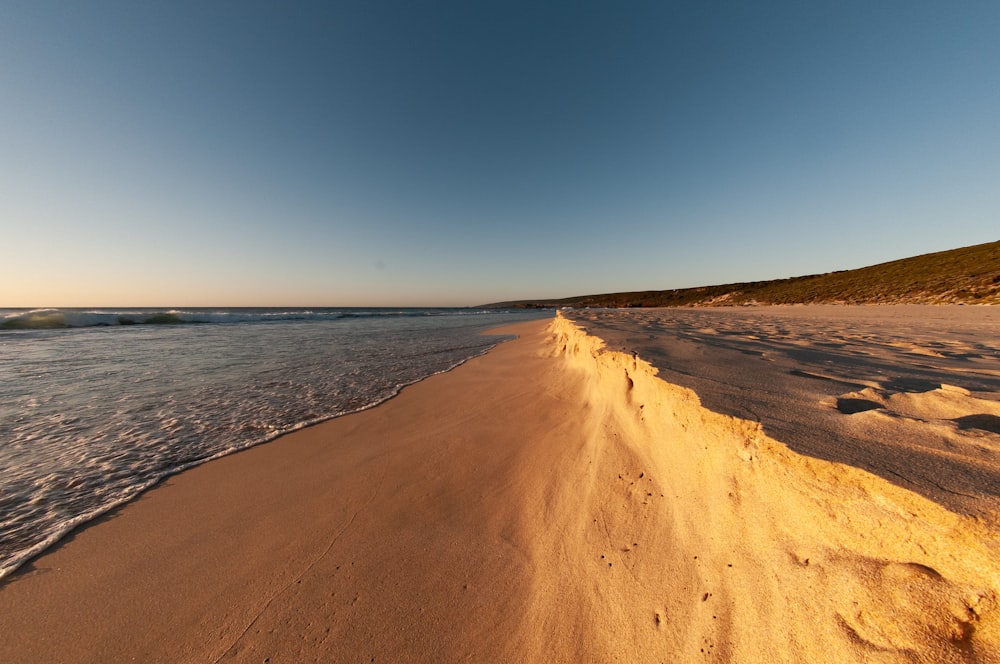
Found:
2,1 -> 998,306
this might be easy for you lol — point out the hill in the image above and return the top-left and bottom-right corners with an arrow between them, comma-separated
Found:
484,240 -> 1000,308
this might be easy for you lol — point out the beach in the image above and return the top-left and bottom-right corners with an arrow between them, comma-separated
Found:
2,311 -> 999,662
0,308 -> 544,580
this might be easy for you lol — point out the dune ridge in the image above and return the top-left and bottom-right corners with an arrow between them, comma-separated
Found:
560,305 -> 1000,524
544,313 -> 1000,662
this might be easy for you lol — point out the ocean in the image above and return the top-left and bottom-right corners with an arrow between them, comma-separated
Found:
0,307 -> 550,580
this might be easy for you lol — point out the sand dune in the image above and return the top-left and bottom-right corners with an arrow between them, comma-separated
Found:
1,316 -> 998,662
547,313 -> 1000,662
564,305 -> 1000,522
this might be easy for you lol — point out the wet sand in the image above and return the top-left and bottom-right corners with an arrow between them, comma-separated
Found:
1,312 -> 999,662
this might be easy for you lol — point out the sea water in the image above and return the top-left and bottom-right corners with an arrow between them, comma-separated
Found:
0,307 -> 549,580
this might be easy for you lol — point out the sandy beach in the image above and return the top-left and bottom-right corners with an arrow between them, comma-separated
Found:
2,313 -> 999,662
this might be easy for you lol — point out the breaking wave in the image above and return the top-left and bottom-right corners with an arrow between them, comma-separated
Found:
0,308 -> 507,330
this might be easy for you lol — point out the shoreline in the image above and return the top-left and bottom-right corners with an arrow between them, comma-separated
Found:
0,319 -> 558,662
2,315 -> 998,662
0,320 -> 526,584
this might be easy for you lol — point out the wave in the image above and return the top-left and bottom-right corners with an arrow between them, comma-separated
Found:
0,307 -> 512,330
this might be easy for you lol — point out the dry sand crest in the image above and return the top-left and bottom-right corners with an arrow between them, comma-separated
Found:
546,313 -> 999,662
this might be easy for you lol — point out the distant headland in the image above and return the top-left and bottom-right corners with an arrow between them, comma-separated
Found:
483,240 -> 1000,308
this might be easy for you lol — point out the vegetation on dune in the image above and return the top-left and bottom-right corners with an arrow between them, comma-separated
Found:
484,240 -> 1000,308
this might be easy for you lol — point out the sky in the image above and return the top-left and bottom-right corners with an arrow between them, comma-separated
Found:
2,1 -> 998,307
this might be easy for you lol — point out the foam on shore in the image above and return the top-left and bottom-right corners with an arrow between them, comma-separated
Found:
543,313 -> 1000,661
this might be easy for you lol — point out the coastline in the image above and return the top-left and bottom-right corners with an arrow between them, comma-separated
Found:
0,319 -> 562,662
2,315 -> 998,662
0,309 -> 542,583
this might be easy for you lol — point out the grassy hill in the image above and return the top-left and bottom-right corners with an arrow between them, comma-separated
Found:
484,240 -> 1000,308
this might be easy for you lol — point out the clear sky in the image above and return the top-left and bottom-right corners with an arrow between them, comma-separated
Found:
2,1 -> 998,307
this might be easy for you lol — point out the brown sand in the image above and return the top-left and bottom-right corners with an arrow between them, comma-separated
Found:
1,316 -> 999,662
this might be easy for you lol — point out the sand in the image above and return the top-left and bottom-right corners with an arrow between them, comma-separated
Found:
565,305 -> 1000,522
1,314 -> 999,662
